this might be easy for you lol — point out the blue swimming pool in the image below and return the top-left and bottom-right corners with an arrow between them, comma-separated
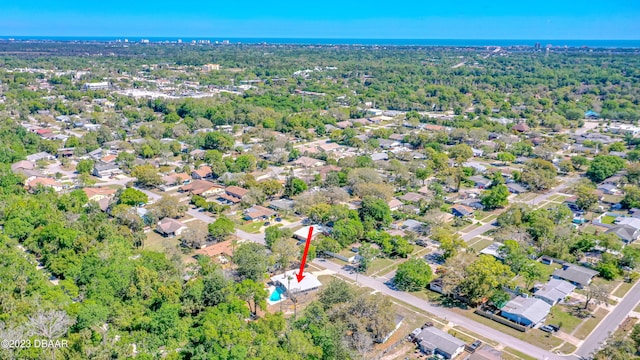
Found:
269,287 -> 285,301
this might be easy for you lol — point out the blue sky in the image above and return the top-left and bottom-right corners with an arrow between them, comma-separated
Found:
1,0 -> 639,39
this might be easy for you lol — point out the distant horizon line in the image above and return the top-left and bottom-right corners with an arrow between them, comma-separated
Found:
1,36 -> 638,40
1,36 -> 639,48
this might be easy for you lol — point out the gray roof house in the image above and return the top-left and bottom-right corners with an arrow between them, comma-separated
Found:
606,224 -> 640,243
507,183 -> 528,194
371,152 -> 389,161
402,219 -> 426,233
93,161 -> 122,178
597,183 -> 620,195
269,199 -> 295,212
469,175 -> 491,189
606,217 -> 640,243
500,297 -> 551,327
414,326 -> 465,359
533,279 -> 576,305
552,264 -> 598,288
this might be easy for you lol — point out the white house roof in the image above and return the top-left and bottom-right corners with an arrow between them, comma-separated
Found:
293,224 -> 329,240
270,270 -> 322,293
501,297 -> 551,325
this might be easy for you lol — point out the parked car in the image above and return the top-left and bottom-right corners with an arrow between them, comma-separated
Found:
548,324 -> 560,332
264,222 -> 271,226
540,325 -> 555,333
275,217 -> 282,222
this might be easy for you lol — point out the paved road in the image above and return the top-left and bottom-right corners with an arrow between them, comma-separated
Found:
460,176 -> 581,242
313,258 -> 565,360
575,279 -> 640,359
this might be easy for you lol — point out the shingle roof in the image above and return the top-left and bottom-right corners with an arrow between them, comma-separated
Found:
534,279 -> 575,304
415,326 -> 465,357
552,265 -> 598,286
157,218 -> 185,234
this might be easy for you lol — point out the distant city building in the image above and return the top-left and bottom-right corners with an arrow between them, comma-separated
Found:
82,82 -> 110,91
202,63 -> 221,72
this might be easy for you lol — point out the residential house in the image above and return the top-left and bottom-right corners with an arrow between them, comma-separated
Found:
270,269 -> 323,294
244,205 -> 276,221
83,187 -> 116,202
533,279 -> 576,306
291,156 -> 325,168
552,264 -> 598,288
479,242 -> 504,259
607,217 -> 640,243
219,186 -> 249,204
585,110 -> 599,119
388,198 -> 403,211
101,154 -> 117,163
452,204 -> 474,218
378,139 -> 400,149
463,161 -> 487,174
194,239 -> 238,265
335,120 -> 352,129
83,187 -> 116,211
414,326 -> 465,359
156,218 -> 187,237
417,185 -> 431,196
388,133 -> 406,142
293,225 -> 330,242
26,152 -> 55,162
57,148 -> 74,158
318,165 -> 342,180
93,162 -> 122,178
512,123 -> 530,133
472,148 -> 484,157
597,183 -> 620,195
26,177 -> 63,192
191,165 -> 213,180
469,175 -> 491,189
507,183 -> 528,194
607,224 -> 640,243
162,173 -> 191,187
180,180 -> 224,197
11,160 -> 35,173
269,199 -> 295,212
402,219 -> 426,234
317,142 -> 342,153
500,297 -> 551,327
371,152 -> 389,161
400,192 -> 426,203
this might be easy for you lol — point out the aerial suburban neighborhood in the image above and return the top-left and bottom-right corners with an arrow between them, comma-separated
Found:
0,35 -> 640,360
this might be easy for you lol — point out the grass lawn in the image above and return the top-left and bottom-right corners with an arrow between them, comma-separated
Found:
503,348 -> 538,360
144,230 -> 195,263
539,263 -> 562,279
460,223 -> 481,233
580,224 -> 601,235
556,342 -> 577,354
601,215 -> 616,224
574,308 -> 609,340
366,257 -> 398,275
515,193 -> 537,202
480,214 -> 498,223
236,221 -> 264,233
547,305 -> 582,333
470,239 -> 494,252
548,194 -> 564,202
613,278 -> 638,298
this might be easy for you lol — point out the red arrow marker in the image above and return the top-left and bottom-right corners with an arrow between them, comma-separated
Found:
296,226 -> 314,283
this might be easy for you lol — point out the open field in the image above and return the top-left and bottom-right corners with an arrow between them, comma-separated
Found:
574,307 -> 609,340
